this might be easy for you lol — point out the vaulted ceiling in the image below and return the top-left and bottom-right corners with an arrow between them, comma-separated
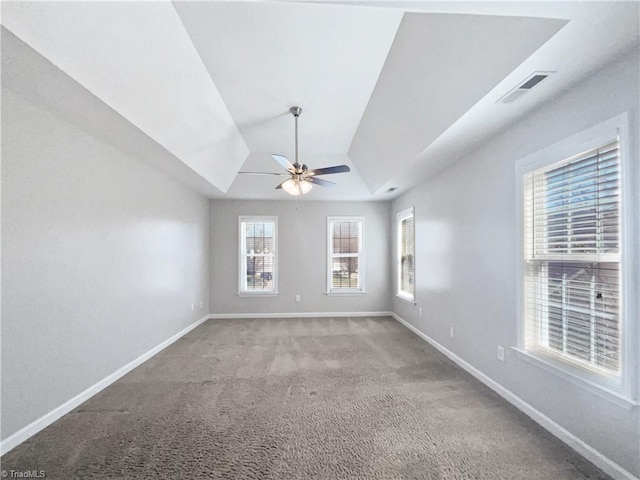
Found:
2,1 -> 639,200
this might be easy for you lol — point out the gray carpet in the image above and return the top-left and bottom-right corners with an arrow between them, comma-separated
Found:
2,316 -> 611,479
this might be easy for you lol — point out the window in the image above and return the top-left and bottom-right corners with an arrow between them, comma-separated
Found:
397,207 -> 415,302
239,216 -> 277,294
517,113 -> 636,401
327,217 -> 364,293
524,141 -> 621,376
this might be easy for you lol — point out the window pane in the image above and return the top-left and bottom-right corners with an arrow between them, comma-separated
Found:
246,254 -> 274,291
331,257 -> 359,289
399,214 -> 415,297
530,141 -> 620,256
526,262 -> 620,372
245,222 -> 274,254
332,222 -> 359,254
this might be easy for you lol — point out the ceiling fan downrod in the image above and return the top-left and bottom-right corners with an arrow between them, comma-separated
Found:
291,106 -> 303,172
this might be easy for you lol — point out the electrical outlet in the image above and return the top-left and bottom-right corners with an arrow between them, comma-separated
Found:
200,300 -> 204,309
295,294 -> 301,302
449,326 -> 455,338
190,303 -> 194,311
419,307 -> 423,317
497,345 -> 505,361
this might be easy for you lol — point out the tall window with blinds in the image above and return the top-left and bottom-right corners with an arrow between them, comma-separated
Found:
239,216 -> 277,293
397,207 -> 415,302
523,140 -> 621,377
327,217 -> 364,293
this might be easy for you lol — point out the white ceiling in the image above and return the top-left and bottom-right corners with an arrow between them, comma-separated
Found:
2,1 -> 639,201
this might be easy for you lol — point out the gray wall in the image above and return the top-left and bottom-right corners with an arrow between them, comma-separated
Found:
210,200 -> 391,315
391,49 -> 640,476
1,87 -> 210,440
2,25 -> 636,477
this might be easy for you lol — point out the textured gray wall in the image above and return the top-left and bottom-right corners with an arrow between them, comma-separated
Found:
391,49 -> 640,476
1,87 -> 210,440
210,200 -> 391,315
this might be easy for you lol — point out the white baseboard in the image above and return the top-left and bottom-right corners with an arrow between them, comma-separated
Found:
7,311 -> 633,479
0,314 -> 210,456
390,313 -> 638,480
208,311 -> 393,319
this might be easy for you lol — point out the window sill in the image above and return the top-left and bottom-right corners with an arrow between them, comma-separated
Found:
325,290 -> 366,296
511,347 -> 638,409
395,293 -> 415,305
237,292 -> 279,297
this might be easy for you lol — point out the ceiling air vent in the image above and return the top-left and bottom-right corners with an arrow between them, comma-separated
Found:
497,71 -> 555,104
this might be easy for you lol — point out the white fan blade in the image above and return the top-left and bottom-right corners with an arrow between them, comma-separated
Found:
272,154 -> 294,172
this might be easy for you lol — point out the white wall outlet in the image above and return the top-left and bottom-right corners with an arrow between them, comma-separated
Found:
190,303 -> 194,311
295,294 -> 301,302
419,307 -> 423,317
497,345 -> 505,361
449,326 -> 455,338
200,300 -> 204,309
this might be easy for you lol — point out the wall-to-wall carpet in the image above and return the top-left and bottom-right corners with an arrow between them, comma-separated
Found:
2,317 -> 610,479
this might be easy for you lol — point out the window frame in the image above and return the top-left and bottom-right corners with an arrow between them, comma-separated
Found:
238,215 -> 278,296
326,216 -> 365,295
515,112 -> 637,405
396,207 -> 415,303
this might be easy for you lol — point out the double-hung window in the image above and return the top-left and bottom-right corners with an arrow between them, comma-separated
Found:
239,216 -> 277,294
397,207 -> 415,302
327,217 -> 364,293
517,113 -> 636,401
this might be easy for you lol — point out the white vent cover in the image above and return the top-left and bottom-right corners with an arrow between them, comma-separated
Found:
497,71 -> 555,104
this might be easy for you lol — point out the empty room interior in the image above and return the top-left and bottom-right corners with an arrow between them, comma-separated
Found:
1,1 -> 639,479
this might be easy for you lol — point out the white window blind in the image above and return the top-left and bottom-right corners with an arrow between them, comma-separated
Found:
523,140 -> 621,376
327,217 -> 364,292
239,217 -> 277,293
398,208 -> 415,301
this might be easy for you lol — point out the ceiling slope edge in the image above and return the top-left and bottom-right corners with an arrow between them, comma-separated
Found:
349,12 -> 567,194
1,1 -> 248,193
1,28 -> 226,199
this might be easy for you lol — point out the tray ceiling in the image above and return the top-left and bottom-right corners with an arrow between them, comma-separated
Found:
2,1 -> 638,200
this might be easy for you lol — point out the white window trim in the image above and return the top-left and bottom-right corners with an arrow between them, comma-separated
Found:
238,216 -> 279,295
515,112 -> 638,405
396,293 -> 416,304
326,216 -> 365,295
397,207 -> 415,304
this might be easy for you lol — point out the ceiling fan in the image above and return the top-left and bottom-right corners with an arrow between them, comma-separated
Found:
240,106 -> 350,196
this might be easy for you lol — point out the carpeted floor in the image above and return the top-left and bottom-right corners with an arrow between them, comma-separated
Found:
2,316 -> 611,479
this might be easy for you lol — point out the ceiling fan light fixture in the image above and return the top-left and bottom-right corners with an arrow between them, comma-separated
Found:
299,180 -> 313,194
282,178 -> 312,196
235,105 -> 349,195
